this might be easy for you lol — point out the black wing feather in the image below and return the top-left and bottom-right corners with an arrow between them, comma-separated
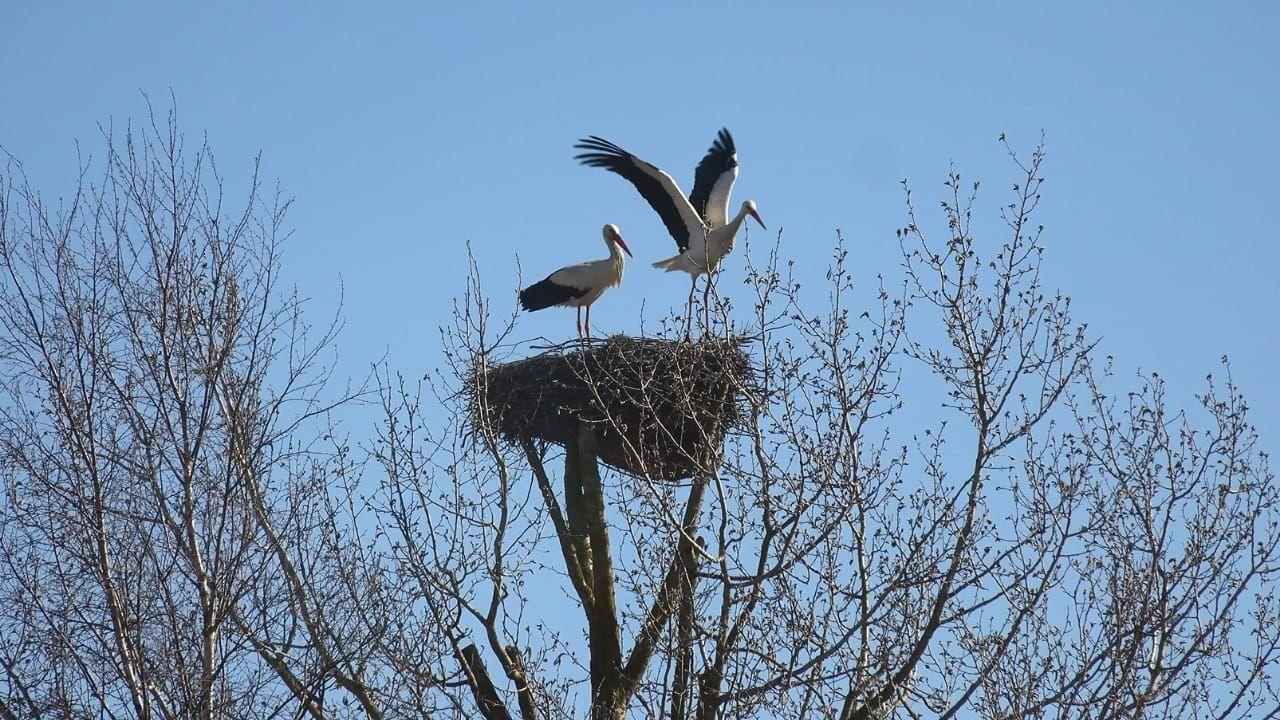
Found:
574,136 -> 693,253
688,128 -> 738,221
519,277 -> 588,311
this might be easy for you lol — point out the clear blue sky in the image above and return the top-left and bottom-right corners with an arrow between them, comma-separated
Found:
3,2 -> 1277,442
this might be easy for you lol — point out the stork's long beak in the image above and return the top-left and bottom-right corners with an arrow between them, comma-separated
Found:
616,234 -> 633,258
749,208 -> 767,230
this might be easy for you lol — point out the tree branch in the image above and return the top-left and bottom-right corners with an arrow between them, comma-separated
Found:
575,425 -> 625,718
622,476 -> 707,693
457,643 -> 515,720
522,437 -> 593,611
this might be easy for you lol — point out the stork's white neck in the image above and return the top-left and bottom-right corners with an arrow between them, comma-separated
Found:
712,204 -> 755,245
606,239 -> 628,263
726,204 -> 752,235
610,241 -> 626,286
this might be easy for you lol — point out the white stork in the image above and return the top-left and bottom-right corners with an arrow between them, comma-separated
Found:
519,224 -> 632,338
573,129 -> 765,324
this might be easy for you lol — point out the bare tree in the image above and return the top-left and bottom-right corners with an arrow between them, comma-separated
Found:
2,111 -> 1276,720
364,140 -> 1278,720
0,105 -> 425,719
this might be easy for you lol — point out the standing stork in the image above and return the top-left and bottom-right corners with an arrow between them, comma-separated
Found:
519,224 -> 632,338
573,129 -> 765,328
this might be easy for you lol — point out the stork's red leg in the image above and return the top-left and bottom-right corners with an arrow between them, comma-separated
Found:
703,274 -> 713,328
685,275 -> 697,338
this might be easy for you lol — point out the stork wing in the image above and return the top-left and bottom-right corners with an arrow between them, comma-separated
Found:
688,128 -> 738,228
575,136 -> 706,253
548,258 -> 607,291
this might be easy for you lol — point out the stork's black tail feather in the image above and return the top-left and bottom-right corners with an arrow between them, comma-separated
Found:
519,278 -> 587,311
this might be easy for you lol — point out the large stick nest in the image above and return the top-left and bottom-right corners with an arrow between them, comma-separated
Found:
470,336 -> 752,481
